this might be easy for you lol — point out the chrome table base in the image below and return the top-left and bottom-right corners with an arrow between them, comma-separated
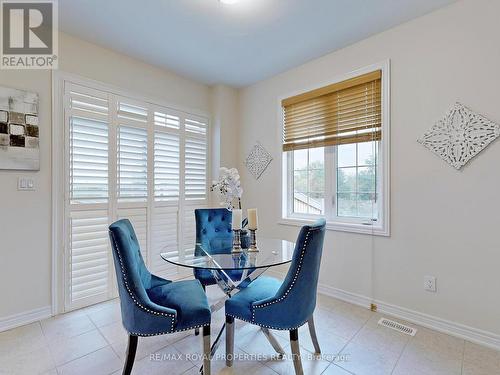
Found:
199,266 -> 283,373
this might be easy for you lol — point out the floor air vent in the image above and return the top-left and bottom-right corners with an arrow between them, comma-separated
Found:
377,318 -> 417,336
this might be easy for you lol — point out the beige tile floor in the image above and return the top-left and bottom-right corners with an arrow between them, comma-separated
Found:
0,287 -> 499,375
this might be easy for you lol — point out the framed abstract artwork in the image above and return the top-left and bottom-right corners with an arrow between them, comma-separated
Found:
0,86 -> 40,170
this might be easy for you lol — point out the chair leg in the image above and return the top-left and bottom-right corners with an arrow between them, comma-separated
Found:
307,316 -> 321,354
122,334 -> 138,375
203,325 -> 211,375
195,285 -> 207,336
290,329 -> 304,375
225,315 -> 235,367
261,328 -> 285,358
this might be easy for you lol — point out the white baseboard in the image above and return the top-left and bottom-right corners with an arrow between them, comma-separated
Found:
317,283 -> 500,351
0,306 -> 52,332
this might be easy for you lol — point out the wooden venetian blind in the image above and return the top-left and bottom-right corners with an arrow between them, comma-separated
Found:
282,70 -> 382,151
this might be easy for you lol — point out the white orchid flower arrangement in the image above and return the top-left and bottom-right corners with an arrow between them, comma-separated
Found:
210,167 -> 243,210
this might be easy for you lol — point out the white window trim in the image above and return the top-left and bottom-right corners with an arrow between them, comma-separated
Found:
52,71 -> 211,314
278,60 -> 391,237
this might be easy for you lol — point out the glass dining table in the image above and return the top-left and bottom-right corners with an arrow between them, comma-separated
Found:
161,238 -> 295,367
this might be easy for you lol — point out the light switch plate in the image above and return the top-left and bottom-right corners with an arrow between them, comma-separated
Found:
18,177 -> 35,191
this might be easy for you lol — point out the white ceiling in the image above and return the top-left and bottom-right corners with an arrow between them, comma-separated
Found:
59,0 -> 456,87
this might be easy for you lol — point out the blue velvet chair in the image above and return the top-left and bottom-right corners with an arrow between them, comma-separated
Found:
109,219 -> 211,375
225,219 -> 326,375
194,208 -> 248,288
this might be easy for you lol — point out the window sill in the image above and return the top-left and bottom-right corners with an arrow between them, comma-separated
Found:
278,217 -> 390,237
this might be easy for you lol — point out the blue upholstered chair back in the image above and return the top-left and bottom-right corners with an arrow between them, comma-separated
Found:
109,219 -> 176,335
195,208 -> 233,255
253,219 -> 326,328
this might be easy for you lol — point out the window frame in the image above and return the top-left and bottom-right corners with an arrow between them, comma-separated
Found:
279,60 -> 390,236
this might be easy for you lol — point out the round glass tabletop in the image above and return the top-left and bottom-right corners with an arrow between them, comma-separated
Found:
160,238 -> 295,270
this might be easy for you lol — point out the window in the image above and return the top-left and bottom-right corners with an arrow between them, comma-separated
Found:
337,142 -> 378,219
293,147 -> 325,215
282,64 -> 389,235
62,79 -> 209,310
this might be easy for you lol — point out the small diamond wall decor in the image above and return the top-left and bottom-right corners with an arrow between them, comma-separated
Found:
418,102 -> 500,170
245,142 -> 273,179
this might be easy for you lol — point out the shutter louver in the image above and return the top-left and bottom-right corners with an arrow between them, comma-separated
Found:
69,86 -> 108,117
118,101 -> 148,124
70,117 -> 109,203
154,131 -> 180,201
155,111 -> 180,130
117,126 -> 148,202
184,117 -> 208,201
182,206 -> 197,261
185,118 -> 207,136
151,206 -> 179,278
184,137 -> 207,200
70,210 -> 109,306
282,70 -> 382,151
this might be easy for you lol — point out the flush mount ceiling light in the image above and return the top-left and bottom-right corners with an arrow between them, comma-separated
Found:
220,0 -> 240,4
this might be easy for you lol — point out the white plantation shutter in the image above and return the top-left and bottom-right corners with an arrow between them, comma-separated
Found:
62,77 -> 209,311
182,207 -> 197,261
117,126 -> 148,202
151,206 -> 179,278
154,131 -> 180,201
69,210 -> 110,307
68,85 -> 109,204
184,117 -> 208,201
66,83 -> 112,309
69,117 -> 108,203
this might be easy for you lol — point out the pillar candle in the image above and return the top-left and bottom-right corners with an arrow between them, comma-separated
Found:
232,209 -> 242,230
248,208 -> 258,230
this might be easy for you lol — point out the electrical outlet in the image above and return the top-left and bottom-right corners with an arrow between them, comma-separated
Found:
424,275 -> 437,292
18,177 -> 35,191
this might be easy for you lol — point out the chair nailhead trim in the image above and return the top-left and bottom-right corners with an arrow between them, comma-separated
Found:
226,313 -> 308,331
129,323 -> 210,337
251,227 -> 320,323
110,231 -> 176,333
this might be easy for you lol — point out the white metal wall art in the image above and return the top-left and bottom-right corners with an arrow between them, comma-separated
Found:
418,102 -> 500,170
245,142 -> 273,179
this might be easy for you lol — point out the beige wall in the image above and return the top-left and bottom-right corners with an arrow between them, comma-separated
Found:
210,84 -> 240,178
0,69 -> 52,319
0,33 -> 211,318
238,0 -> 500,335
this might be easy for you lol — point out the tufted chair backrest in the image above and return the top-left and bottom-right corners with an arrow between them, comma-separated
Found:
252,219 -> 326,328
195,208 -> 233,255
109,219 -> 152,328
109,219 -> 178,335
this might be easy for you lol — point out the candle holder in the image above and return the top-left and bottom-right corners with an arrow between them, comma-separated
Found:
232,229 -> 242,253
248,229 -> 259,252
